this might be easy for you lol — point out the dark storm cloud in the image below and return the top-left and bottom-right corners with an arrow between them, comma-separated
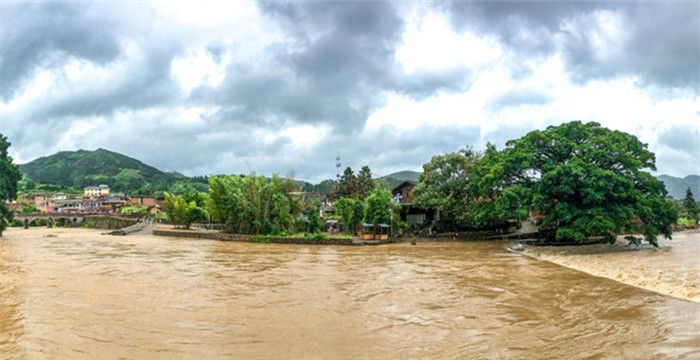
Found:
447,1 -> 700,88
0,3 -> 122,99
0,1 -> 697,180
191,1 -> 469,134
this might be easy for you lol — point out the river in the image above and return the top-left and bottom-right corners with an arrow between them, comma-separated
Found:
1,228 -> 698,359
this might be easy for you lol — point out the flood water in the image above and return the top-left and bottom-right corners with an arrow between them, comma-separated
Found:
1,228 -> 699,359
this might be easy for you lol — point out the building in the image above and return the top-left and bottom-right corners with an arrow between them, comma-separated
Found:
32,194 -> 53,213
391,181 -> 435,227
51,193 -> 67,201
84,184 -> 110,197
128,195 -> 163,208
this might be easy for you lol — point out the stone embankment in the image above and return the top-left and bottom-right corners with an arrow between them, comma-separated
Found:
153,227 -> 357,245
106,221 -> 150,236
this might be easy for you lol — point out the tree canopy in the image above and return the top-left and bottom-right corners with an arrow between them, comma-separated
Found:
0,134 -> 22,236
163,192 -> 209,230
364,188 -> 394,226
334,197 -> 365,234
473,121 -> 677,246
413,147 -> 481,230
334,166 -> 376,200
206,174 -> 301,235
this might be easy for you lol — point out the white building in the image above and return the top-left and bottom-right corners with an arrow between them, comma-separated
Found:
84,184 -> 110,197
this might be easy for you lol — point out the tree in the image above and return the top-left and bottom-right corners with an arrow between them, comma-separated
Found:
205,174 -> 301,235
0,134 -> 22,236
163,192 -> 208,229
413,147 -> 481,230
304,197 -> 323,233
356,166 -> 376,199
475,121 -> 677,246
334,197 -> 364,234
683,187 -> 699,222
337,167 -> 357,198
364,188 -> 393,225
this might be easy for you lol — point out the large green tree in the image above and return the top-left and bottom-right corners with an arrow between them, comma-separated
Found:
0,134 -> 22,236
413,147 -> 481,230
475,121 -> 676,246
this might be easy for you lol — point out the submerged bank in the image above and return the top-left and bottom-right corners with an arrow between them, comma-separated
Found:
522,230 -> 700,303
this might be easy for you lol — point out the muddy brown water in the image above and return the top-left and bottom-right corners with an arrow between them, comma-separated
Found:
1,228 -> 698,359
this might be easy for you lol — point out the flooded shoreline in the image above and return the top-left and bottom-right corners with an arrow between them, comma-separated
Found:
1,227 -> 699,359
522,231 -> 700,303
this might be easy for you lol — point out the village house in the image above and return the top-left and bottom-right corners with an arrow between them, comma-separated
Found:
51,193 -> 67,201
84,184 -> 110,198
128,195 -> 163,208
391,181 -> 435,227
31,194 -> 54,213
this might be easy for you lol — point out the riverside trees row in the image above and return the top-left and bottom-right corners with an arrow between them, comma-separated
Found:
0,121 -> 683,245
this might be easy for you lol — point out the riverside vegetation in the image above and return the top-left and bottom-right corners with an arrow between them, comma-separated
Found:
0,121 -> 691,244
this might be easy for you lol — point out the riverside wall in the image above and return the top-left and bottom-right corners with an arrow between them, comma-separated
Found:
152,228 -> 356,245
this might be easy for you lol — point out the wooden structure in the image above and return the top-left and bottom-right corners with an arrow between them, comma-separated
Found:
360,223 -> 391,241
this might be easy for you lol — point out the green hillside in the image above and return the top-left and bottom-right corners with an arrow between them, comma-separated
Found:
18,149 -> 201,194
376,170 -> 421,190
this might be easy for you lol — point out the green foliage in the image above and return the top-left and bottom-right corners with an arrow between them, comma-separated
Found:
364,188 -> 394,225
304,197 -> 323,233
0,134 -> 22,235
17,148 -> 208,195
335,166 -> 376,200
677,217 -> 696,226
251,236 -> 269,244
21,205 -> 38,214
472,121 -> 677,246
334,197 -> 365,234
164,192 -> 209,229
206,174 -> 301,235
121,206 -> 148,215
414,147 -> 482,230
682,187 -> 699,221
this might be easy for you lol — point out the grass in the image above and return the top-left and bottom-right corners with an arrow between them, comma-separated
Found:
677,217 -> 697,226
250,232 -> 350,243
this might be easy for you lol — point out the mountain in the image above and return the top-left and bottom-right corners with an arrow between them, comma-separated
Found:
381,170 -> 421,182
19,149 -> 181,193
377,170 -> 421,190
656,175 -> 700,200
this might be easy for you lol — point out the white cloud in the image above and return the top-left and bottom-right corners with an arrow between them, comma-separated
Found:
396,7 -> 503,74
171,48 -> 231,92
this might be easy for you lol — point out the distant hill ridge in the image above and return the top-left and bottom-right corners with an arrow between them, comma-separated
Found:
19,148 -> 178,191
18,150 -> 697,200
656,175 -> 700,200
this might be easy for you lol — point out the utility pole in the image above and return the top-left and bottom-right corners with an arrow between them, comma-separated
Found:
335,156 -> 341,181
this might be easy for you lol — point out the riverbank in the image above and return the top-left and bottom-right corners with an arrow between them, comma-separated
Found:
153,226 -> 358,245
522,230 -> 700,303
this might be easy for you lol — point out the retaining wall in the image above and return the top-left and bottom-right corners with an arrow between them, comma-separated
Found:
153,228 -> 355,245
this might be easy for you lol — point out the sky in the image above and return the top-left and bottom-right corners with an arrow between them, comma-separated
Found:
0,1 -> 698,182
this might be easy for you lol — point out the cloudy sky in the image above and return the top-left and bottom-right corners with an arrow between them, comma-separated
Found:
0,1 -> 698,182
